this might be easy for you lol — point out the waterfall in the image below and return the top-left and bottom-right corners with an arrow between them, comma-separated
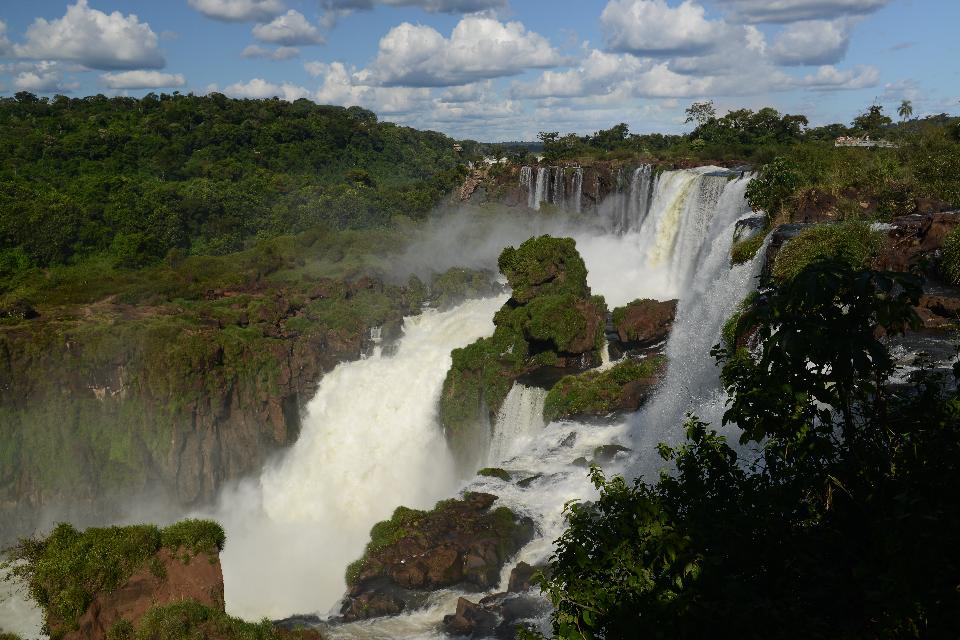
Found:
572,167 -> 583,214
487,383 -> 547,466
551,168 -> 565,208
630,173 -> 763,466
532,167 -> 549,210
626,165 -> 655,232
211,296 -> 507,619
520,166 -> 534,209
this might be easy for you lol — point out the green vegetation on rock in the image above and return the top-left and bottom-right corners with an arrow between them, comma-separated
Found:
543,357 -> 664,422
440,236 -> 605,464
105,599 -> 316,640
3,519 -> 224,638
477,467 -> 511,481
497,236 -> 589,303
772,221 -> 884,282
729,230 -> 769,266
941,225 -> 960,285
345,506 -> 426,586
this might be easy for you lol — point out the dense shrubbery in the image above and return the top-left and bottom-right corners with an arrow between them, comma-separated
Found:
536,261 -> 960,638
3,520 -> 225,637
0,92 -> 463,274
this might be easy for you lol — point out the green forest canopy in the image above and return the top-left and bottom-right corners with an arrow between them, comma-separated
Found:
0,92 -> 465,272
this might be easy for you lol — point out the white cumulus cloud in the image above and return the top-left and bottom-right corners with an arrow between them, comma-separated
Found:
798,64 -> 879,90
601,0 -> 722,57
308,61 -> 432,114
100,70 -> 186,89
360,16 -> 562,87
13,62 -> 80,93
321,0 -> 505,13
223,78 -> 312,101
770,19 -> 852,65
14,0 -> 164,70
241,44 -> 300,60
252,10 -> 325,46
718,0 -> 889,23
188,0 -> 286,22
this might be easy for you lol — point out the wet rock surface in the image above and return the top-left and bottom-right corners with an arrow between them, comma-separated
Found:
610,298 -> 677,356
341,493 -> 535,622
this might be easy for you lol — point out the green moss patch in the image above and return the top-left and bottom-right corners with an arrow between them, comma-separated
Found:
730,230 -> 769,266
941,225 -> 960,284
105,599 -> 316,640
4,519 -> 225,638
543,356 -> 665,422
477,467 -> 511,481
772,221 -> 884,282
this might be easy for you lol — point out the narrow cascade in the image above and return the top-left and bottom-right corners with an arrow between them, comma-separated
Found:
667,174 -> 730,291
486,383 -> 548,466
551,167 -> 565,208
631,174 -> 764,466
211,295 -> 508,620
520,166 -> 534,209
533,167 -> 549,210
626,165 -> 655,232
572,167 -> 583,213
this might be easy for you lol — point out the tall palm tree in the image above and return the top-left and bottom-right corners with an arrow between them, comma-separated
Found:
898,99 -> 914,121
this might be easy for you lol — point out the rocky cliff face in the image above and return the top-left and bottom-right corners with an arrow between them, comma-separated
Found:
0,276 -> 420,544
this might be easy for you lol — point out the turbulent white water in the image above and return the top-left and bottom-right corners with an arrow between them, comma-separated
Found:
487,384 -> 548,466
212,296 -> 507,619
0,167 -> 765,639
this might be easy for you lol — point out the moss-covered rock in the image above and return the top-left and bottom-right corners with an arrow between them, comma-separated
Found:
341,493 -> 535,621
772,221 -> 884,282
106,600 -> 322,640
477,467 -> 511,481
440,236 -> 605,468
543,356 -> 666,422
497,236 -> 589,303
610,299 -> 677,354
4,520 -> 225,640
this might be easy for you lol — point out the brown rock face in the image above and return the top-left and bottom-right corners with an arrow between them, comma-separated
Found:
875,212 -> 960,272
613,299 -> 678,350
341,493 -> 535,622
59,548 -> 224,640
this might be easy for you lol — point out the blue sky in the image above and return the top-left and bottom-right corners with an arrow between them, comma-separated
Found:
0,0 -> 957,141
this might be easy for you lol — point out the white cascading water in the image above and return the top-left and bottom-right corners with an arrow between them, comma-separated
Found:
532,167 -> 549,211
519,166 -> 533,208
211,295 -> 507,619
487,384 -> 548,466
551,168 -> 565,209
572,168 -> 583,214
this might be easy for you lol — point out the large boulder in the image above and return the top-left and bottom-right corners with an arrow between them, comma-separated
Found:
543,356 -> 666,422
341,493 -> 535,622
611,299 -> 677,353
